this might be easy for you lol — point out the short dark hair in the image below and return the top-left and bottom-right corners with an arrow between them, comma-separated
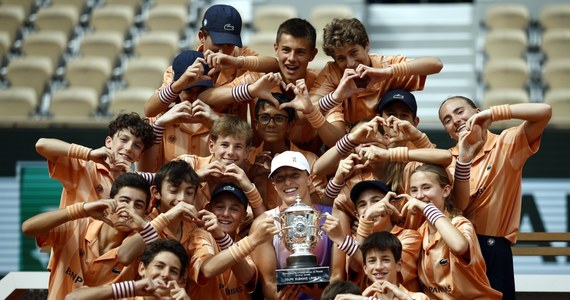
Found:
360,231 -> 402,263
108,112 -> 155,152
255,93 -> 295,123
321,280 -> 362,300
276,18 -> 317,50
141,239 -> 189,276
154,160 -> 200,207
110,173 -> 151,208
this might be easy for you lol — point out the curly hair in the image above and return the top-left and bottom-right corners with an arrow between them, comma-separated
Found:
108,112 -> 154,152
322,18 -> 369,57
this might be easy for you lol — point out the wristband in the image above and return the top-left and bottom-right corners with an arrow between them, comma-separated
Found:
304,107 -> 326,129
152,122 -> 165,145
337,235 -> 360,256
66,203 -> 88,220
388,147 -> 409,162
228,236 -> 255,261
68,143 -> 92,161
390,62 -> 410,76
490,104 -> 512,121
335,134 -> 358,156
318,92 -> 341,113
159,83 -> 180,105
356,217 -> 374,238
324,179 -> 343,200
244,185 -> 264,209
231,84 -> 253,103
112,280 -> 136,299
215,232 -> 234,250
423,203 -> 445,225
239,56 -> 259,70
412,133 -> 432,149
139,222 -> 159,245
150,213 -> 170,234
137,172 -> 155,185
454,159 -> 472,181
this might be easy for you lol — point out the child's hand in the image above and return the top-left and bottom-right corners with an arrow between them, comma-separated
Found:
167,281 -> 190,300
320,213 -> 345,245
399,194 -> 427,217
198,209 -> 224,239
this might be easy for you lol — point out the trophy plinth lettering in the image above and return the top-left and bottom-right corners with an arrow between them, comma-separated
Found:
275,195 -> 330,286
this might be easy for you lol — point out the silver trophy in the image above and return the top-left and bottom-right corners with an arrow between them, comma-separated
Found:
275,195 -> 330,286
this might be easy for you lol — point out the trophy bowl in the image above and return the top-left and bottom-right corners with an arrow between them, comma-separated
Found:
275,195 -> 330,286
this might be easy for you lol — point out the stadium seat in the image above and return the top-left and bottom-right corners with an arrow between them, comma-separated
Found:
104,0 -> 141,14
6,56 -> 54,99
484,29 -> 527,58
154,0 -> 191,7
146,5 -> 187,35
483,88 -> 529,109
90,5 -> 134,37
253,5 -> 297,33
50,87 -> 99,119
135,31 -> 179,62
544,88 -> 570,128
0,87 -> 38,117
309,5 -> 352,36
21,31 -> 68,68
484,4 -> 529,30
35,5 -> 79,39
123,57 -> 169,89
0,32 -> 10,61
65,57 -> 112,98
539,4 -> 570,30
542,29 -> 570,60
543,59 -> 570,89
483,58 -> 529,89
1,0 -> 35,18
79,31 -> 124,65
247,32 -> 276,57
0,5 -> 25,43
108,88 -> 155,116
51,0 -> 87,15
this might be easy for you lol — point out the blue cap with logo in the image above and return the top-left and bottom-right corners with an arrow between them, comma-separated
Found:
377,89 -> 418,117
211,183 -> 249,209
350,180 -> 391,204
172,50 -> 213,90
202,4 -> 243,48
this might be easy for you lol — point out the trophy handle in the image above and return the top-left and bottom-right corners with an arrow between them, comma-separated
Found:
272,215 -> 285,240
316,212 -> 330,239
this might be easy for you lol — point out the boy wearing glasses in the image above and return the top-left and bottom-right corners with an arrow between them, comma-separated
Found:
247,93 -> 326,209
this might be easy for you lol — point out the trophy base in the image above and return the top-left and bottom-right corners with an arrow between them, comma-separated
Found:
286,254 -> 317,269
276,266 -> 330,287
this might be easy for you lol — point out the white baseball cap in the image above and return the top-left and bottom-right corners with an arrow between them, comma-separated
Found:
268,151 -> 311,178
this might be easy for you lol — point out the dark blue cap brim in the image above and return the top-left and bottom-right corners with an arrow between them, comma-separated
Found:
209,31 -> 242,48
184,80 -> 213,91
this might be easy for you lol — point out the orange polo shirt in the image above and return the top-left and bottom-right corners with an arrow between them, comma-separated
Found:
417,216 -> 502,299
49,157 -> 114,208
42,219 -> 138,300
449,125 -> 541,243
188,228 -> 257,300
247,142 -> 326,209
312,54 -> 426,130
147,116 -> 211,172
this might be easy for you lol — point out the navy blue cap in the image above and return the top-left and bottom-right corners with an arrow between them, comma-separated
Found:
202,4 -> 242,47
350,180 -> 391,203
377,89 -> 418,117
211,183 -> 248,209
172,50 -> 213,90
